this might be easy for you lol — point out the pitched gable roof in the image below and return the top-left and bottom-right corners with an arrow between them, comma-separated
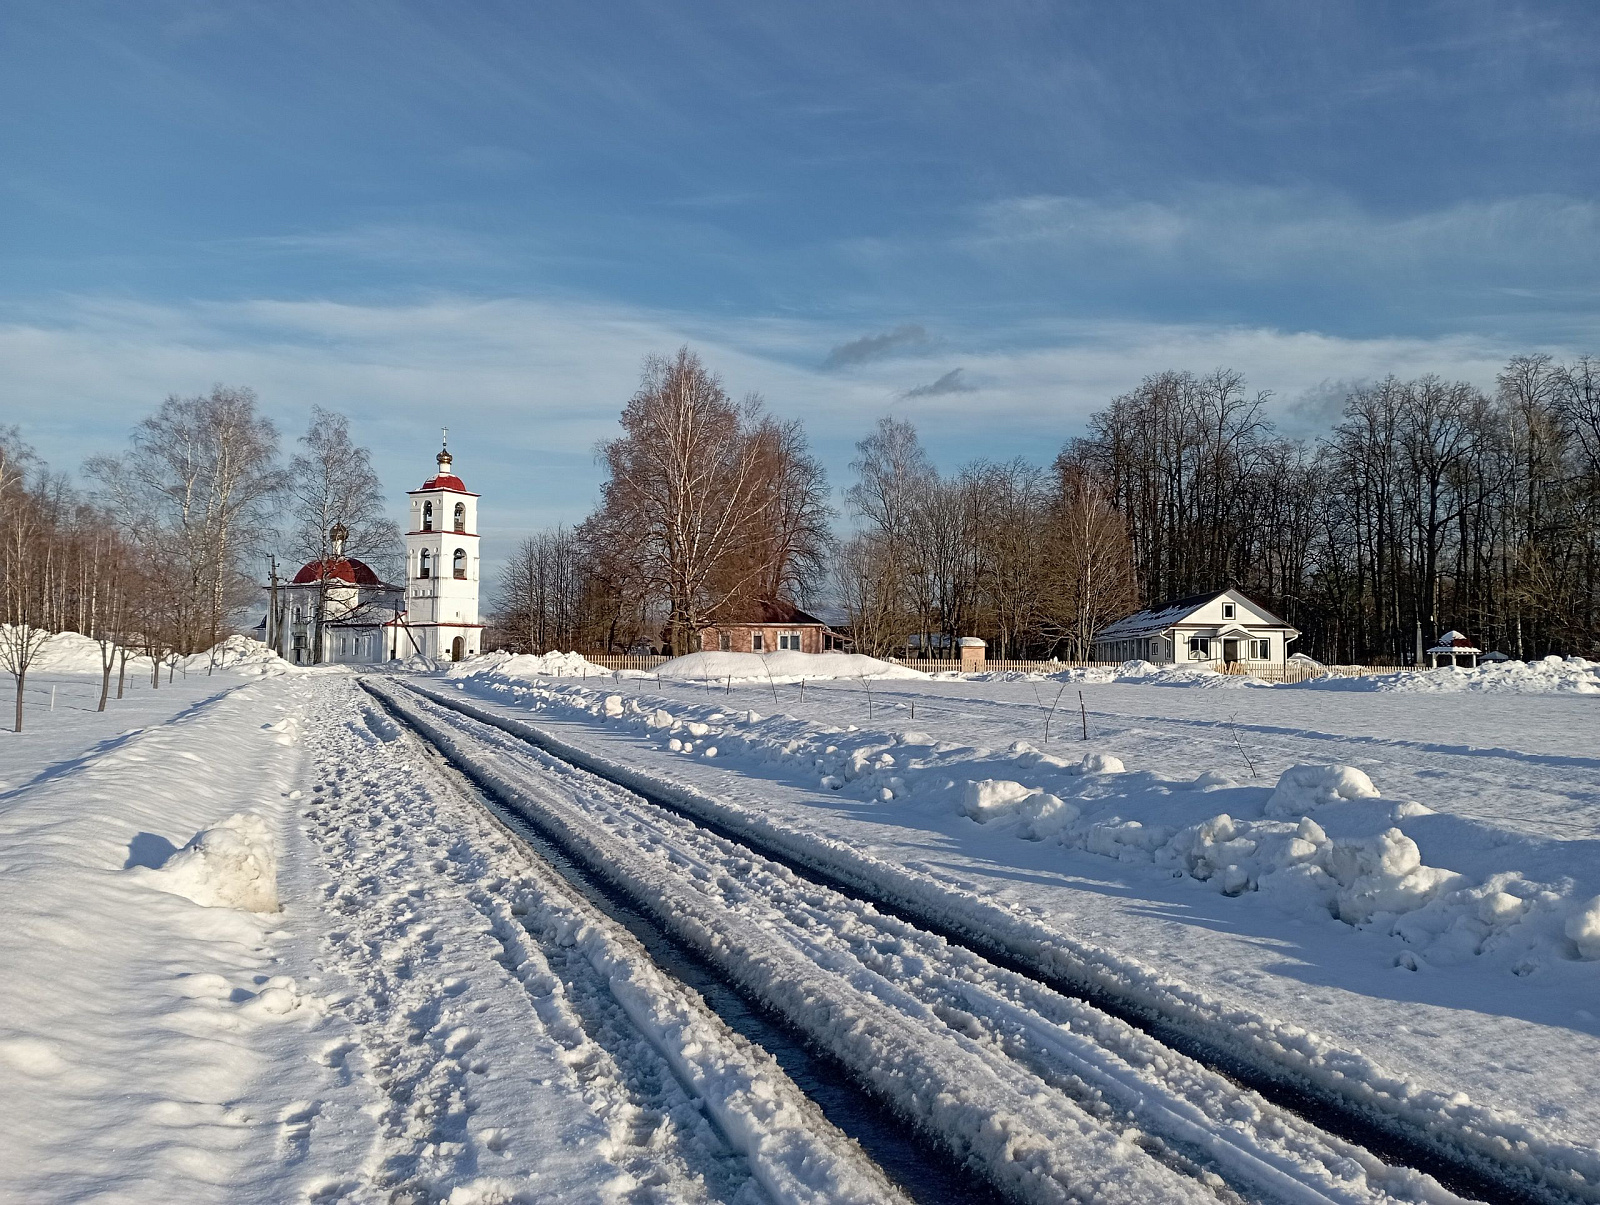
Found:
706,598 -> 830,627
1095,588 -> 1294,641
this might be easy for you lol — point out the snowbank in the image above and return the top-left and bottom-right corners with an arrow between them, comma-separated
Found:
446,649 -> 609,680
7,628 -> 292,677
22,629 -> 112,675
1306,655 -> 1600,694
657,650 -> 927,683
967,659 -> 1273,688
1264,764 -> 1380,816
462,676 -> 1600,983
178,635 -> 287,674
140,812 -> 280,912
413,678 -> 1600,1196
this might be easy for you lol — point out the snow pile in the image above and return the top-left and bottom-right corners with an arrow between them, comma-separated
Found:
407,679 -> 1600,1195
470,677 -> 1600,979
657,650 -> 927,683
21,628 -> 106,674
1264,764 -> 1380,816
140,812 -> 280,912
1307,654 -> 1600,694
447,649 -> 609,680
179,635 -> 290,674
967,659 -> 1272,688
1569,897 -> 1600,961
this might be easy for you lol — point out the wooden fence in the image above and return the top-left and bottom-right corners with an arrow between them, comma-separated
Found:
584,654 -> 670,673
579,652 -> 1399,684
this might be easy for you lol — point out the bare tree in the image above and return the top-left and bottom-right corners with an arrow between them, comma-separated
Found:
1039,463 -> 1136,658
86,386 -> 282,656
494,526 -> 584,652
582,348 -> 830,654
285,407 -> 400,663
0,486 -> 52,731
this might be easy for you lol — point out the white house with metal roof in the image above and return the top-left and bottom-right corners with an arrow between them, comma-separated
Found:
1093,588 -> 1299,669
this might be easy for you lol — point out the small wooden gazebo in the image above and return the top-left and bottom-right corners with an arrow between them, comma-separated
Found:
1426,630 -> 1481,668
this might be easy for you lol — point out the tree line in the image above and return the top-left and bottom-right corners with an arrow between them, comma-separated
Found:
497,347 -> 1600,664
0,388 -> 395,729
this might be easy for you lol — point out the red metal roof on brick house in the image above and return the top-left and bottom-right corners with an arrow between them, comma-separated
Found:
705,598 -> 830,626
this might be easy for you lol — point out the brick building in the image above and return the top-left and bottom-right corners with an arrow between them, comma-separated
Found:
698,599 -> 840,654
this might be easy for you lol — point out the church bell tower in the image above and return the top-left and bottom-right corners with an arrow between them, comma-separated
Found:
403,434 -> 481,661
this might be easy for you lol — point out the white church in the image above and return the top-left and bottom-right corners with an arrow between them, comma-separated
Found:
263,440 -> 482,665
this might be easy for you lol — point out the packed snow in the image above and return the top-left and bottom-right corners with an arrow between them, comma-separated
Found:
653,650 -> 928,683
8,634 -> 1600,1202
1,644 -> 910,1203
377,678 -> 1470,1204
1305,654 -> 1600,694
445,649 -> 609,680
137,810 -> 281,912
439,658 -> 1600,1199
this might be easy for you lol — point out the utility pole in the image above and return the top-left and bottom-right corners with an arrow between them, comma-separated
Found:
267,555 -> 280,654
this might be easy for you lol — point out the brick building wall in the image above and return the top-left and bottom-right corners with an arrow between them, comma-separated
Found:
698,623 -> 828,654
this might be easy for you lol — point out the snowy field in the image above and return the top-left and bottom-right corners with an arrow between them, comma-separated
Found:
441,653 -> 1600,1193
3,640 -> 1599,1202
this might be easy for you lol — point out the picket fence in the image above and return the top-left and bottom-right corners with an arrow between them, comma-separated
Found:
580,652 -> 1396,685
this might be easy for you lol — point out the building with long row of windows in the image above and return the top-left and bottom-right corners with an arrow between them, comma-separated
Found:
1092,588 -> 1299,668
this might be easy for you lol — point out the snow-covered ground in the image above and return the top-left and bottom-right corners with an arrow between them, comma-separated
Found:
435,657 -> 1600,1198
0,653 -> 904,1203
6,641 -> 1598,1201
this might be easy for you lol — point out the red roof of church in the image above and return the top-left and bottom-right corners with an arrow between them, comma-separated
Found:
291,556 -> 383,586
418,473 -> 467,491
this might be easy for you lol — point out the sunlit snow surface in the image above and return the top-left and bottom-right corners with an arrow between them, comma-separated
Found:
5,642 -> 1600,1202
443,654 -> 1600,1188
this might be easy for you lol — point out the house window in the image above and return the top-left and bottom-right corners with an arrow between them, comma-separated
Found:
453,548 -> 467,579
454,502 -> 466,532
1188,636 -> 1211,660
777,631 -> 801,651
419,550 -> 431,578
1222,602 -> 1235,620
752,632 -> 764,651
718,632 -> 731,652
423,501 -> 433,532
1250,638 -> 1271,660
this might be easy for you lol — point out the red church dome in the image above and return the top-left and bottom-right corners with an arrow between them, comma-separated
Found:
420,473 -> 467,491
417,442 -> 467,492
291,556 -> 383,586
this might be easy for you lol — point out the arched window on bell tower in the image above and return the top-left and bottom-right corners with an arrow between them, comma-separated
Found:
422,501 -> 434,531
419,549 -> 431,578
454,501 -> 466,532
453,548 -> 467,579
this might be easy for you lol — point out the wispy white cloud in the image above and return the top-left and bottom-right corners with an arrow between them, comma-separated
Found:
220,223 -> 505,267
967,188 -> 1600,280
0,294 -> 1577,569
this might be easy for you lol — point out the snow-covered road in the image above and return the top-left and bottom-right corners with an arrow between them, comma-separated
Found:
5,655 -> 1595,1202
370,676 -> 1499,1205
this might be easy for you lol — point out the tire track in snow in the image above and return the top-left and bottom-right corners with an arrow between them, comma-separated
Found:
304,679 -> 905,1204
373,677 -> 1505,1205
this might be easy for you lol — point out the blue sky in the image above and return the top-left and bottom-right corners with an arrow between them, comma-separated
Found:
5,1 -> 1600,563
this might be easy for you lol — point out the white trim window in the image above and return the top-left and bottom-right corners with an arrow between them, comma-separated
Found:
777,631 -> 801,651
1221,602 -> 1236,620
752,632 -> 764,651
1187,636 -> 1211,660
1249,638 -> 1271,660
